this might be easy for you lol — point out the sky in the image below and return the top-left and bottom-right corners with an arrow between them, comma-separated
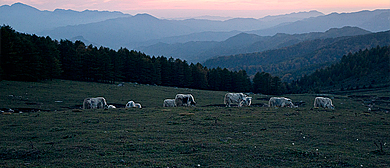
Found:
0,0 -> 388,19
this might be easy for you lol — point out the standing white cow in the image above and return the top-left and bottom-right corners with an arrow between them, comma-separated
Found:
224,93 -> 252,107
163,99 -> 176,107
126,101 -> 142,109
83,97 -> 108,109
314,97 -> 334,109
175,94 -> 196,107
269,97 -> 297,108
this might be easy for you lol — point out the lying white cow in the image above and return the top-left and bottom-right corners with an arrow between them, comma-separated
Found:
163,99 -> 176,107
175,94 -> 196,107
224,93 -> 252,107
83,97 -> 108,109
314,97 -> 334,109
134,103 -> 142,108
107,105 -> 116,109
126,101 -> 142,109
269,97 -> 297,108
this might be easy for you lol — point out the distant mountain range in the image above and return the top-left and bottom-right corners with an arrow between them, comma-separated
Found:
1,2 -> 389,77
137,26 -> 372,63
37,10 -> 327,49
0,2 -> 130,33
203,30 -> 390,81
0,3 -> 324,48
247,9 -> 390,35
2,3 -> 388,53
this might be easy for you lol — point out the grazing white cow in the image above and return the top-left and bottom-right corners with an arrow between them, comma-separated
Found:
224,93 -> 252,107
163,99 -> 176,107
269,97 -> 297,108
314,97 -> 334,109
83,97 -> 108,109
175,94 -> 196,107
126,101 -> 142,109
107,105 -> 116,109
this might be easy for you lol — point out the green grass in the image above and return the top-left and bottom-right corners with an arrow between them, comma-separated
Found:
0,80 -> 389,167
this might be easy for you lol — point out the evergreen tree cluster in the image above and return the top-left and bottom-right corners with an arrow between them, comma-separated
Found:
1,25 -> 62,81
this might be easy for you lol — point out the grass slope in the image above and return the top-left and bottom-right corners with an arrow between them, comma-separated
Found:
0,80 -> 389,167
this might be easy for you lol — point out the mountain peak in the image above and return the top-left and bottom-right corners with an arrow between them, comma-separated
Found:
10,2 -> 39,11
131,13 -> 159,21
324,26 -> 371,37
134,13 -> 156,18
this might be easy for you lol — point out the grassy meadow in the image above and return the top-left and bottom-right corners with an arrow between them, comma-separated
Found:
0,80 -> 389,167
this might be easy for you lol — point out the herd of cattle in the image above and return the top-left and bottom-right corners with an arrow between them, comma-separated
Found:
83,93 -> 335,110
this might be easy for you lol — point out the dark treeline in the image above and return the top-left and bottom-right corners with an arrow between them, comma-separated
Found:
2,26 -> 388,95
0,26 -> 257,93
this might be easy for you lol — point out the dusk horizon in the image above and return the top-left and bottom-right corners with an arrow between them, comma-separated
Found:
1,0 -> 388,19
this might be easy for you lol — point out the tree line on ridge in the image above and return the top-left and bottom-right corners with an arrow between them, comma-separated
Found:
1,25 -> 388,95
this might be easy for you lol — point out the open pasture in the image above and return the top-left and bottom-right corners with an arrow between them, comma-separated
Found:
0,80 -> 389,167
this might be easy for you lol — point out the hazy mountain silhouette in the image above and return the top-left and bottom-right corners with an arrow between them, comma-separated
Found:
36,11 -> 324,49
248,9 -> 390,36
203,30 -> 390,80
137,26 -> 371,63
70,36 -> 101,47
1,3 -> 316,49
0,2 -> 130,33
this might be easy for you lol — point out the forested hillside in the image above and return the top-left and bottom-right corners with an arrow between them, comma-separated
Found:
0,26 -> 251,93
293,45 -> 390,93
1,26 -> 388,95
203,30 -> 390,80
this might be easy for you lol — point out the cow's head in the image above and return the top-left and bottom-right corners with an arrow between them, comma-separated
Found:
286,99 -> 297,108
190,99 -> 196,106
103,104 -> 109,109
187,95 -> 196,106
244,97 -> 252,106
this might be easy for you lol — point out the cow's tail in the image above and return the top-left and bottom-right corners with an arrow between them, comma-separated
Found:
224,93 -> 228,105
82,98 -> 89,109
268,97 -> 273,107
313,98 -> 317,108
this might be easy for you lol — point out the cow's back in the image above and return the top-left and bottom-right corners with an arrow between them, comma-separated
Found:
269,97 -> 289,107
175,94 -> 196,107
314,97 -> 334,109
225,93 -> 245,106
83,97 -> 107,109
95,97 -> 107,109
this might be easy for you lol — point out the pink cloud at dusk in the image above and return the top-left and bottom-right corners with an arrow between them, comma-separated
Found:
1,0 -> 388,18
